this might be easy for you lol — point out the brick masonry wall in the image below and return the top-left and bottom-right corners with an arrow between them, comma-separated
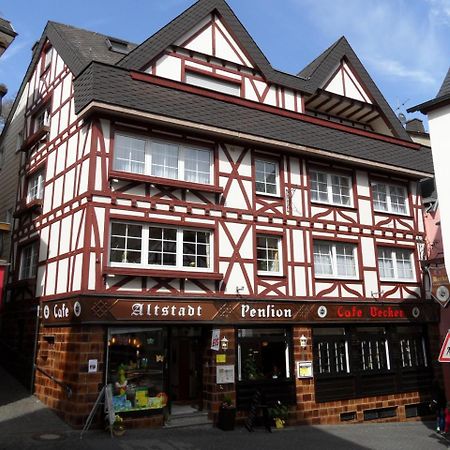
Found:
293,325 -> 437,425
202,327 -> 236,422
34,324 -> 106,429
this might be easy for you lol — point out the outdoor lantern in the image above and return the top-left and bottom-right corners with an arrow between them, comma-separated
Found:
221,336 -> 229,351
299,334 -> 308,349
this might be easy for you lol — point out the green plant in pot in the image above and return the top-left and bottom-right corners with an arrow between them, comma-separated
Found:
269,401 -> 289,429
112,414 -> 125,436
218,395 -> 236,431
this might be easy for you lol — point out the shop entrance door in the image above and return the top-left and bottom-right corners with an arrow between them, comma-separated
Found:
169,327 -> 204,413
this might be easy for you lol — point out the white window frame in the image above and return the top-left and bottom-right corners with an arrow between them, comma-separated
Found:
185,71 -> 241,97
113,133 -> 213,186
313,240 -> 358,279
19,242 -> 38,280
255,159 -> 280,196
256,235 -> 283,276
378,247 -> 415,281
33,106 -> 51,133
109,221 -> 213,272
310,169 -> 353,207
371,181 -> 409,215
27,170 -> 44,203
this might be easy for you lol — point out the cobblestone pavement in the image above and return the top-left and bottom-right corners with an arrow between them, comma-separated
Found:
0,365 -> 448,450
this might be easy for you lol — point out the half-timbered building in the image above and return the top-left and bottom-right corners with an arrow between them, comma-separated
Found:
0,0 -> 440,429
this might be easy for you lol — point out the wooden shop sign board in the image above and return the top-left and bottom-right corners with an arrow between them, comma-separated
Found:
429,265 -> 450,308
438,330 -> 450,363
40,297 -> 439,327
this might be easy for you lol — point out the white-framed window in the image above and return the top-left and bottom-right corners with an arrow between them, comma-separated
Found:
42,47 -> 53,72
371,181 -> 408,215
257,235 -> 282,275
109,221 -> 212,270
185,71 -> 241,97
113,134 -> 213,185
19,242 -> 38,280
255,159 -> 279,196
27,170 -> 44,203
33,105 -> 51,133
313,241 -> 358,278
310,170 -> 352,207
378,247 -> 414,281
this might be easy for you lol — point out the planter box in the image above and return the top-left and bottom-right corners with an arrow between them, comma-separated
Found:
217,407 -> 236,431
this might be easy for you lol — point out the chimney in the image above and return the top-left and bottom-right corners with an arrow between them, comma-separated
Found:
405,118 -> 425,134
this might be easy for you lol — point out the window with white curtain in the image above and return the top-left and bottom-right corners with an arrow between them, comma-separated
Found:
27,170 -> 45,203
113,134 -> 212,185
257,235 -> 282,275
255,159 -> 279,195
310,170 -> 352,206
313,241 -> 357,278
378,247 -> 414,281
110,221 -> 211,270
371,181 -> 408,215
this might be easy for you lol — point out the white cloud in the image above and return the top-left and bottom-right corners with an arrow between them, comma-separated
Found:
287,0 -> 447,91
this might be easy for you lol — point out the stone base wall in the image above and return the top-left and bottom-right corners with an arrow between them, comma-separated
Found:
34,324 -> 105,429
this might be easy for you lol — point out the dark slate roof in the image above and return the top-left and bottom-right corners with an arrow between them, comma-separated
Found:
436,67 -> 450,98
117,0 -> 313,93
297,36 -> 411,141
74,62 -> 434,176
48,22 -> 137,76
408,67 -> 450,113
0,18 -> 17,38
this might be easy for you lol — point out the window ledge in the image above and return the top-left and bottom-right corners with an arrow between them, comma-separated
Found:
20,126 -> 49,152
373,210 -> 411,218
257,272 -> 286,279
311,200 -> 356,211
13,199 -> 43,217
109,170 -> 223,194
315,276 -> 361,282
104,266 -> 223,280
379,278 -> 416,284
255,192 -> 283,200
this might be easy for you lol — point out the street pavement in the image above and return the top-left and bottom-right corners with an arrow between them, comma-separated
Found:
0,364 -> 448,450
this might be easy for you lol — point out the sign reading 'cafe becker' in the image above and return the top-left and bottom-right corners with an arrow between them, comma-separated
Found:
40,297 -> 438,326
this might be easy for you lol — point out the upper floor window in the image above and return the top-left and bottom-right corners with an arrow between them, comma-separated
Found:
32,104 -> 51,134
19,242 -> 38,280
113,134 -> 212,185
41,46 -> 52,74
310,170 -> 352,207
185,71 -> 241,97
109,221 -> 211,270
255,159 -> 279,196
378,247 -> 414,281
371,181 -> 408,215
27,170 -> 44,203
256,235 -> 282,275
314,241 -> 357,278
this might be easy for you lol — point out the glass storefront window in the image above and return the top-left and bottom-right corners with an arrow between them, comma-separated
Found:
107,327 -> 167,412
237,328 -> 291,381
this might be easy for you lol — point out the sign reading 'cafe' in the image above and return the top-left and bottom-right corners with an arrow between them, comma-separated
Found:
40,297 -> 438,326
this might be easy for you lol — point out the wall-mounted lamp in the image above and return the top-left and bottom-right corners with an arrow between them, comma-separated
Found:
299,334 -> 308,349
221,336 -> 229,351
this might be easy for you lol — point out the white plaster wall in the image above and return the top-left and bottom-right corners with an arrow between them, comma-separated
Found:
428,104 -> 450,278
155,55 -> 182,82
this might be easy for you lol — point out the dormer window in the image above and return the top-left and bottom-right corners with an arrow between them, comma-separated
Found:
185,70 -> 241,97
41,46 -> 52,74
106,37 -> 130,55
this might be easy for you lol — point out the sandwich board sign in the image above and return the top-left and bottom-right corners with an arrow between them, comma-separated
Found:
438,330 -> 450,363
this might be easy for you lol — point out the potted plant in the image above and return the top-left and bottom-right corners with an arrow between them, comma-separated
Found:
217,395 -> 236,431
112,414 -> 125,436
269,401 -> 289,429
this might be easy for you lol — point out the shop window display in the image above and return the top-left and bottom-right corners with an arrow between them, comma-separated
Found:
107,327 -> 168,413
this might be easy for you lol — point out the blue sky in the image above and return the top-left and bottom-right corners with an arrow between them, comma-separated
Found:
1,0 -> 449,128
